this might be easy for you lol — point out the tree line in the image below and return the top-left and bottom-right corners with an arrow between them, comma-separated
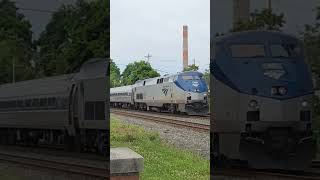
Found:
110,60 -> 210,88
0,0 -> 109,84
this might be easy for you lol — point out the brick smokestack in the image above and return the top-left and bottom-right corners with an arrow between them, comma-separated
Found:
183,25 -> 188,70
233,0 -> 250,28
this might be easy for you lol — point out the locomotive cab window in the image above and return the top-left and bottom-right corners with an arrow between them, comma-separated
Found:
182,75 -> 201,80
182,75 -> 193,80
230,44 -> 265,58
194,76 -> 200,80
270,44 -> 301,58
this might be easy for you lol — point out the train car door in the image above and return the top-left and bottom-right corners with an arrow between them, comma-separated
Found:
68,84 -> 78,136
76,59 -> 108,130
73,86 -> 79,130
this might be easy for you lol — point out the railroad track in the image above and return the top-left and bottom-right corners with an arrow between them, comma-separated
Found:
110,107 -> 210,119
213,168 -> 320,180
312,160 -> 320,168
0,149 -> 108,178
111,109 -> 210,132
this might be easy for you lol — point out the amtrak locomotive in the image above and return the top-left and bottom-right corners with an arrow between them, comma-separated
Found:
111,71 -> 209,115
211,31 -> 316,170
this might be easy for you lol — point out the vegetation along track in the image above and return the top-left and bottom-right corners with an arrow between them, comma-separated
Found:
111,109 -> 210,132
0,149 -> 108,178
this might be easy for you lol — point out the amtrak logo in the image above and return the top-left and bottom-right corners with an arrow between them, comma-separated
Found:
192,81 -> 199,87
262,63 -> 286,80
264,70 -> 286,79
162,88 -> 169,96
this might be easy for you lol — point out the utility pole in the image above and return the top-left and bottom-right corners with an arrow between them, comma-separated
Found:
145,53 -> 152,62
193,58 -> 196,66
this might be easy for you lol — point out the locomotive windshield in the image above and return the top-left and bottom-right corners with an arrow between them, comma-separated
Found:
230,43 -> 301,58
182,75 -> 201,80
270,44 -> 301,58
230,44 -> 265,58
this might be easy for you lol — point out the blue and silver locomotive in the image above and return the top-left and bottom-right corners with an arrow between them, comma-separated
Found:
211,31 -> 316,170
111,71 -> 209,115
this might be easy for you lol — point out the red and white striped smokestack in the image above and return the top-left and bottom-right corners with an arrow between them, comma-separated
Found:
183,25 -> 189,70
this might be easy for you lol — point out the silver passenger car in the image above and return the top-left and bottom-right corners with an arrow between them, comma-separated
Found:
0,58 -> 108,154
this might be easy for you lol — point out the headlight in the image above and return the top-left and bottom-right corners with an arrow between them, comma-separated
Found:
301,100 -> 308,107
271,87 -> 277,95
278,87 -> 287,95
248,100 -> 258,109
203,93 -> 207,96
187,93 -> 191,100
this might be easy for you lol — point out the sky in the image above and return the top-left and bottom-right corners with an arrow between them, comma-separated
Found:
13,0 -> 76,40
110,0 -> 210,75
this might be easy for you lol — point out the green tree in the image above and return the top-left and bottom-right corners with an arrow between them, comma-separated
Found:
303,24 -> 320,90
232,9 -> 285,32
121,61 -> 159,85
183,64 -> 199,72
110,60 -> 121,87
302,9 -> 320,128
0,0 -> 35,84
203,68 -> 210,86
37,0 -> 109,76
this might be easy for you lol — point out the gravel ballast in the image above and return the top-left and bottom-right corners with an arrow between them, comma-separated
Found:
112,114 -> 210,159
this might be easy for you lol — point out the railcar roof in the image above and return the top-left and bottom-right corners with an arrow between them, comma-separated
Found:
134,71 -> 203,85
110,85 -> 134,93
0,74 -> 74,99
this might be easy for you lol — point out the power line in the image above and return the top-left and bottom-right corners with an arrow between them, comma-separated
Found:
17,7 -> 57,14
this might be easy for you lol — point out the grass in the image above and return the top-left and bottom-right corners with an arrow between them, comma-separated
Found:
0,168 -> 25,180
110,115 -> 210,180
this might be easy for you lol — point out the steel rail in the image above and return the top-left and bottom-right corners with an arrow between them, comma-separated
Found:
213,168 -> 320,180
111,109 -> 210,132
0,151 -> 108,178
110,107 -> 210,119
